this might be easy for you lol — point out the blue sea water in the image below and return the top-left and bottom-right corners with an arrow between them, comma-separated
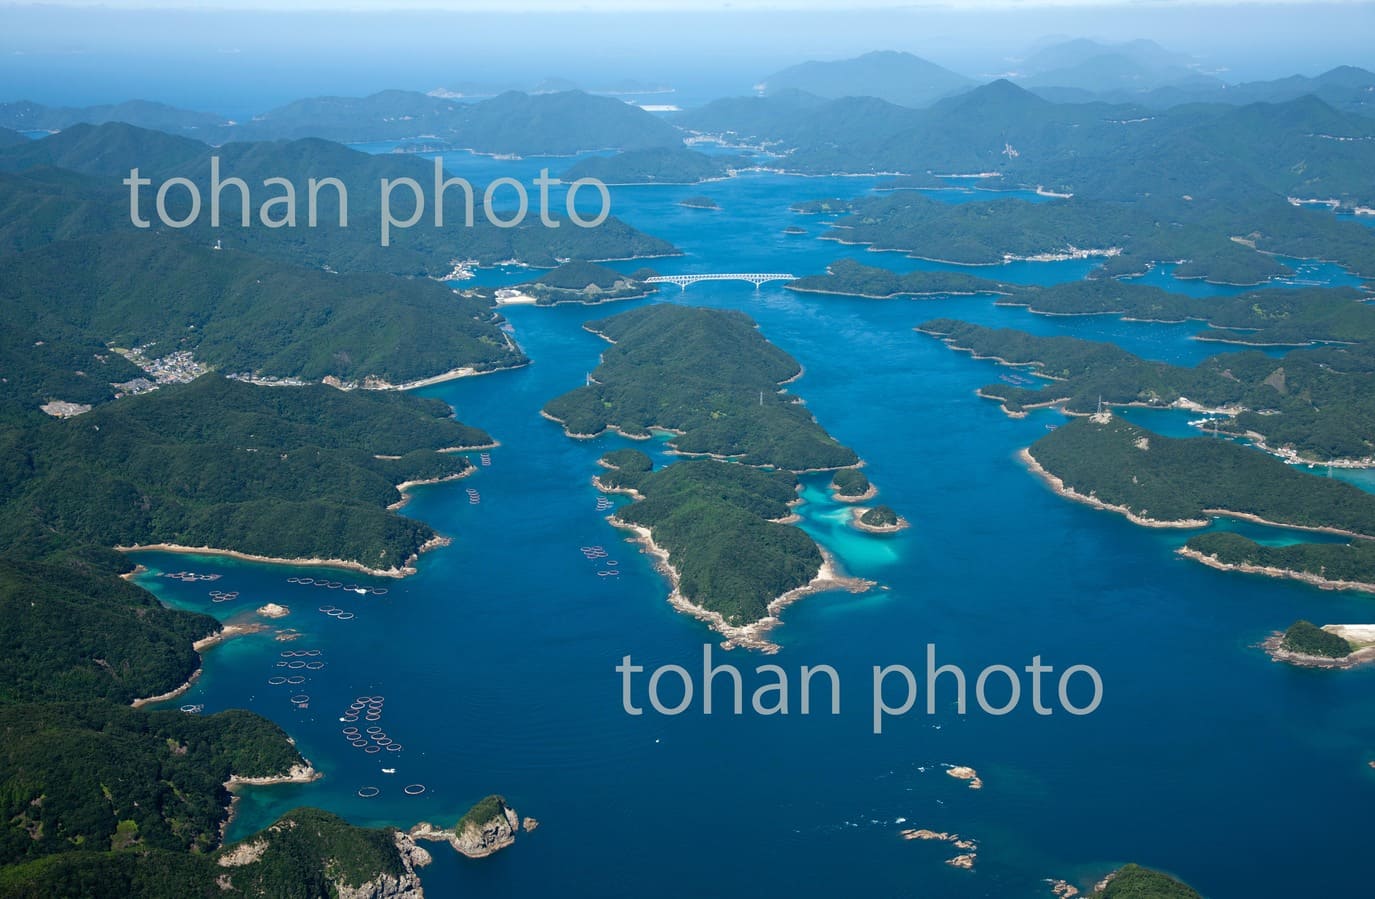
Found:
134,156 -> 1375,899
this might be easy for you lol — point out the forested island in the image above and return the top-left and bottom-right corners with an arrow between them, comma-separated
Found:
678,195 -> 719,209
545,305 -> 877,643
543,304 -> 858,470
1280,620 -> 1354,658
1089,864 -> 1202,898
1024,415 -> 1375,535
831,467 -> 874,501
787,259 -> 1010,298
918,318 -> 1375,464
559,146 -> 744,184
510,261 -> 658,305
855,505 -> 908,533
598,451 -> 825,627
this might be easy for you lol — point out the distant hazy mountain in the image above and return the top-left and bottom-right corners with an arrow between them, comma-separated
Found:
1131,65 -> 1375,115
1012,38 -> 1216,94
0,90 -> 684,156
1018,38 -> 1193,75
0,99 -> 230,135
0,123 -> 679,275
243,89 -> 684,154
756,50 -> 974,108
0,127 -> 26,148
430,77 -> 672,99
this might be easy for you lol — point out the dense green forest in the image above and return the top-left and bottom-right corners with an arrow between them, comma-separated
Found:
543,304 -> 858,471
456,795 -> 511,833
831,468 -> 871,497
0,90 -> 682,161
797,190 -> 1375,284
682,81 -> 1375,206
0,127 -> 679,278
860,505 -> 899,527
1090,863 -> 1202,898
559,146 -> 744,184
1028,416 -> 1375,534
992,279 -> 1375,346
599,452 -> 821,623
0,375 -> 489,569
0,703 -> 304,866
0,231 -> 526,411
0,558 -> 209,704
1186,531 -> 1375,591
0,808 -> 413,899
515,260 -> 657,305
1280,620 -> 1355,658
920,319 -> 1375,462
787,259 -> 1009,298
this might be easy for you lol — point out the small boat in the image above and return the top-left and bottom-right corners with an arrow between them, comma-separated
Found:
382,768 -> 396,774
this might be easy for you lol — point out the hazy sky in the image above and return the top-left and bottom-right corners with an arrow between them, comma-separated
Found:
1,0 -> 1368,7
2,2 -> 1372,113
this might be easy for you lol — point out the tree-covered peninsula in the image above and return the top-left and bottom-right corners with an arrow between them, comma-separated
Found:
0,231 -> 526,412
1184,531 -> 1375,594
599,451 -> 823,624
545,305 -> 875,636
1026,415 -> 1375,535
0,375 -> 490,572
796,190 -> 1375,284
918,319 -> 1375,463
543,304 -> 858,471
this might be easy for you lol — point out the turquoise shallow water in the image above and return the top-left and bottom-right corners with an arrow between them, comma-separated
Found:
135,156 -> 1375,898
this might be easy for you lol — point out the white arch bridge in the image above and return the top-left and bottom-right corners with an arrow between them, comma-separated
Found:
644,273 -> 796,290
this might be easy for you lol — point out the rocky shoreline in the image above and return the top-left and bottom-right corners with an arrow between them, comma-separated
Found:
1178,545 -> 1375,594
1259,630 -> 1375,669
1020,448 -> 1208,529
610,519 -> 873,653
117,533 -> 452,579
